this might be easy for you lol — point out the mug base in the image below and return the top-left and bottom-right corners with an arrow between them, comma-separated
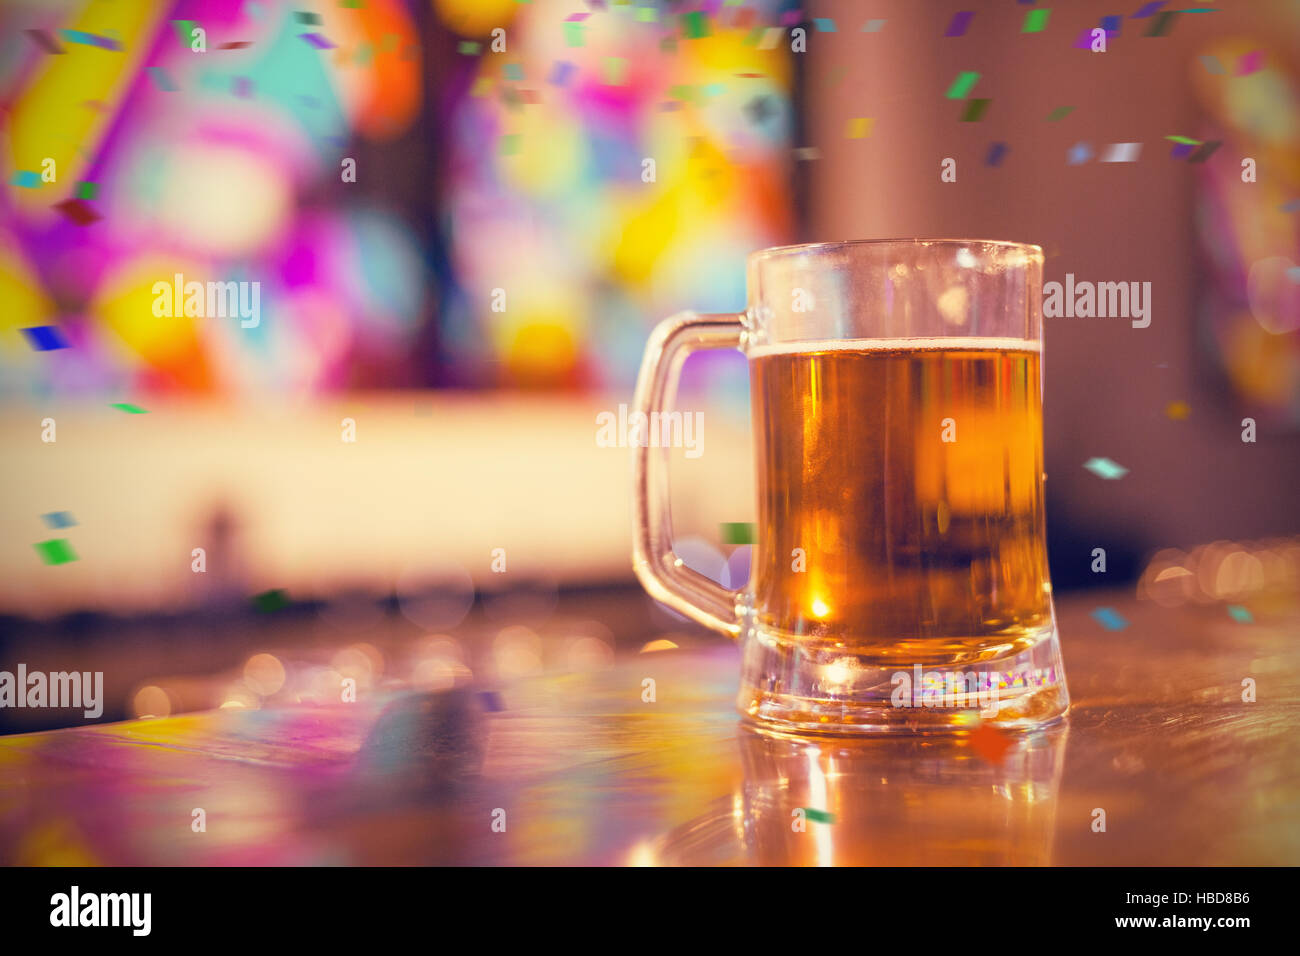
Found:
736,621 -> 1069,735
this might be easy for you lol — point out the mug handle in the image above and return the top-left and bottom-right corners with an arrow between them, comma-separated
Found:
632,311 -> 747,639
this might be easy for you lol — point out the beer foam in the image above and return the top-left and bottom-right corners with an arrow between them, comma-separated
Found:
747,336 -> 1040,359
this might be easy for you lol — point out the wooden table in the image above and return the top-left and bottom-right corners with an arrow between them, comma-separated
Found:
1,589 -> 1295,865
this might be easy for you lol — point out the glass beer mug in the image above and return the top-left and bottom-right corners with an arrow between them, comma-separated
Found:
632,240 -> 1069,733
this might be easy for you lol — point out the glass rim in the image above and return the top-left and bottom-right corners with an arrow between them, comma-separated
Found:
749,237 -> 1045,264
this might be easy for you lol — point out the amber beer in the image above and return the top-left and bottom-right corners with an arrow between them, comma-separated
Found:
748,337 -> 1052,662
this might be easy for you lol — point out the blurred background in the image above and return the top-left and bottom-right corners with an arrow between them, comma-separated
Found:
2,0 -> 1298,732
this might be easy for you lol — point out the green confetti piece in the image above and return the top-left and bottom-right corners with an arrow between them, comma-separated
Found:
171,19 -> 198,46
802,808 -> 836,824
1046,105 -> 1074,122
636,7 -> 658,22
110,402 -> 148,414
75,181 -> 97,200
1165,134 -> 1202,144
961,97 -> 990,121
669,83 -> 697,103
252,588 -> 289,613
721,522 -> 755,545
1022,9 -> 1050,33
681,10 -> 709,38
1145,10 -> 1178,35
457,40 -> 481,55
339,0 -> 364,8
1227,604 -> 1253,623
563,21 -> 585,47
945,70 -> 980,99
35,539 -> 78,565
1083,457 -> 1128,479
603,56 -> 627,85
742,26 -> 763,46
295,11 -> 322,25
499,133 -> 521,156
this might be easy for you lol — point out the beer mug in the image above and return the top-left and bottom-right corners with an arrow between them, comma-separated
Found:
632,240 -> 1069,733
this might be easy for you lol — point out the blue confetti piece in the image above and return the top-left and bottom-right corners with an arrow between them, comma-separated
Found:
1132,1 -> 1167,16
12,170 -> 41,188
1281,198 -> 1300,214
548,60 -> 576,86
1091,607 -> 1129,631
21,326 -> 70,351
478,690 -> 505,712
813,18 -> 837,33
60,29 -> 122,51
42,511 -> 77,529
945,11 -> 974,37
1067,141 -> 1094,165
1226,605 -> 1253,623
1084,456 -> 1128,479
1100,15 -> 1122,34
986,142 -> 1008,166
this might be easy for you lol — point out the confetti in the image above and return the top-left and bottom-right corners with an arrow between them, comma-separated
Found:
813,17 -> 836,32
457,40 -> 481,55
969,724 -> 1012,764
1091,607 -> 1129,631
110,402 -> 148,414
1132,1 -> 1167,16
845,117 -> 874,138
640,639 -> 679,654
147,66 -> 178,91
252,589 -> 289,613
548,61 -> 576,86
603,57 -> 627,85
24,28 -> 65,54
1046,105 -> 1074,121
944,11 -> 974,37
171,20 -> 198,47
1236,50 -> 1263,76
21,326 -> 70,351
793,146 -> 822,161
960,98 -> 990,122
1022,9 -> 1051,33
35,539 -> 78,565
945,70 -> 980,99
1165,134 -> 1201,145
636,7 -> 658,23
1199,55 -> 1224,74
721,522 -> 755,545
1165,400 -> 1190,419
1188,140 -> 1222,163
1084,457 -> 1128,479
681,11 -> 709,38
563,22 -> 585,46
986,142 -> 1009,166
42,512 -> 77,529
72,181 -> 97,201
477,690 -> 505,712
219,40 -> 252,50
780,10 -> 803,27
11,170 -> 40,189
801,808 -> 836,824
1100,142 -> 1141,163
503,62 -> 524,81
60,29 -> 122,51
295,11 -> 322,24
298,33 -> 335,50
1099,15 -> 1121,35
1226,605 -> 1253,623
53,199 -> 100,225
757,27 -> 783,50
1144,10 -> 1177,36
862,19 -> 886,33
1280,199 -> 1300,213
